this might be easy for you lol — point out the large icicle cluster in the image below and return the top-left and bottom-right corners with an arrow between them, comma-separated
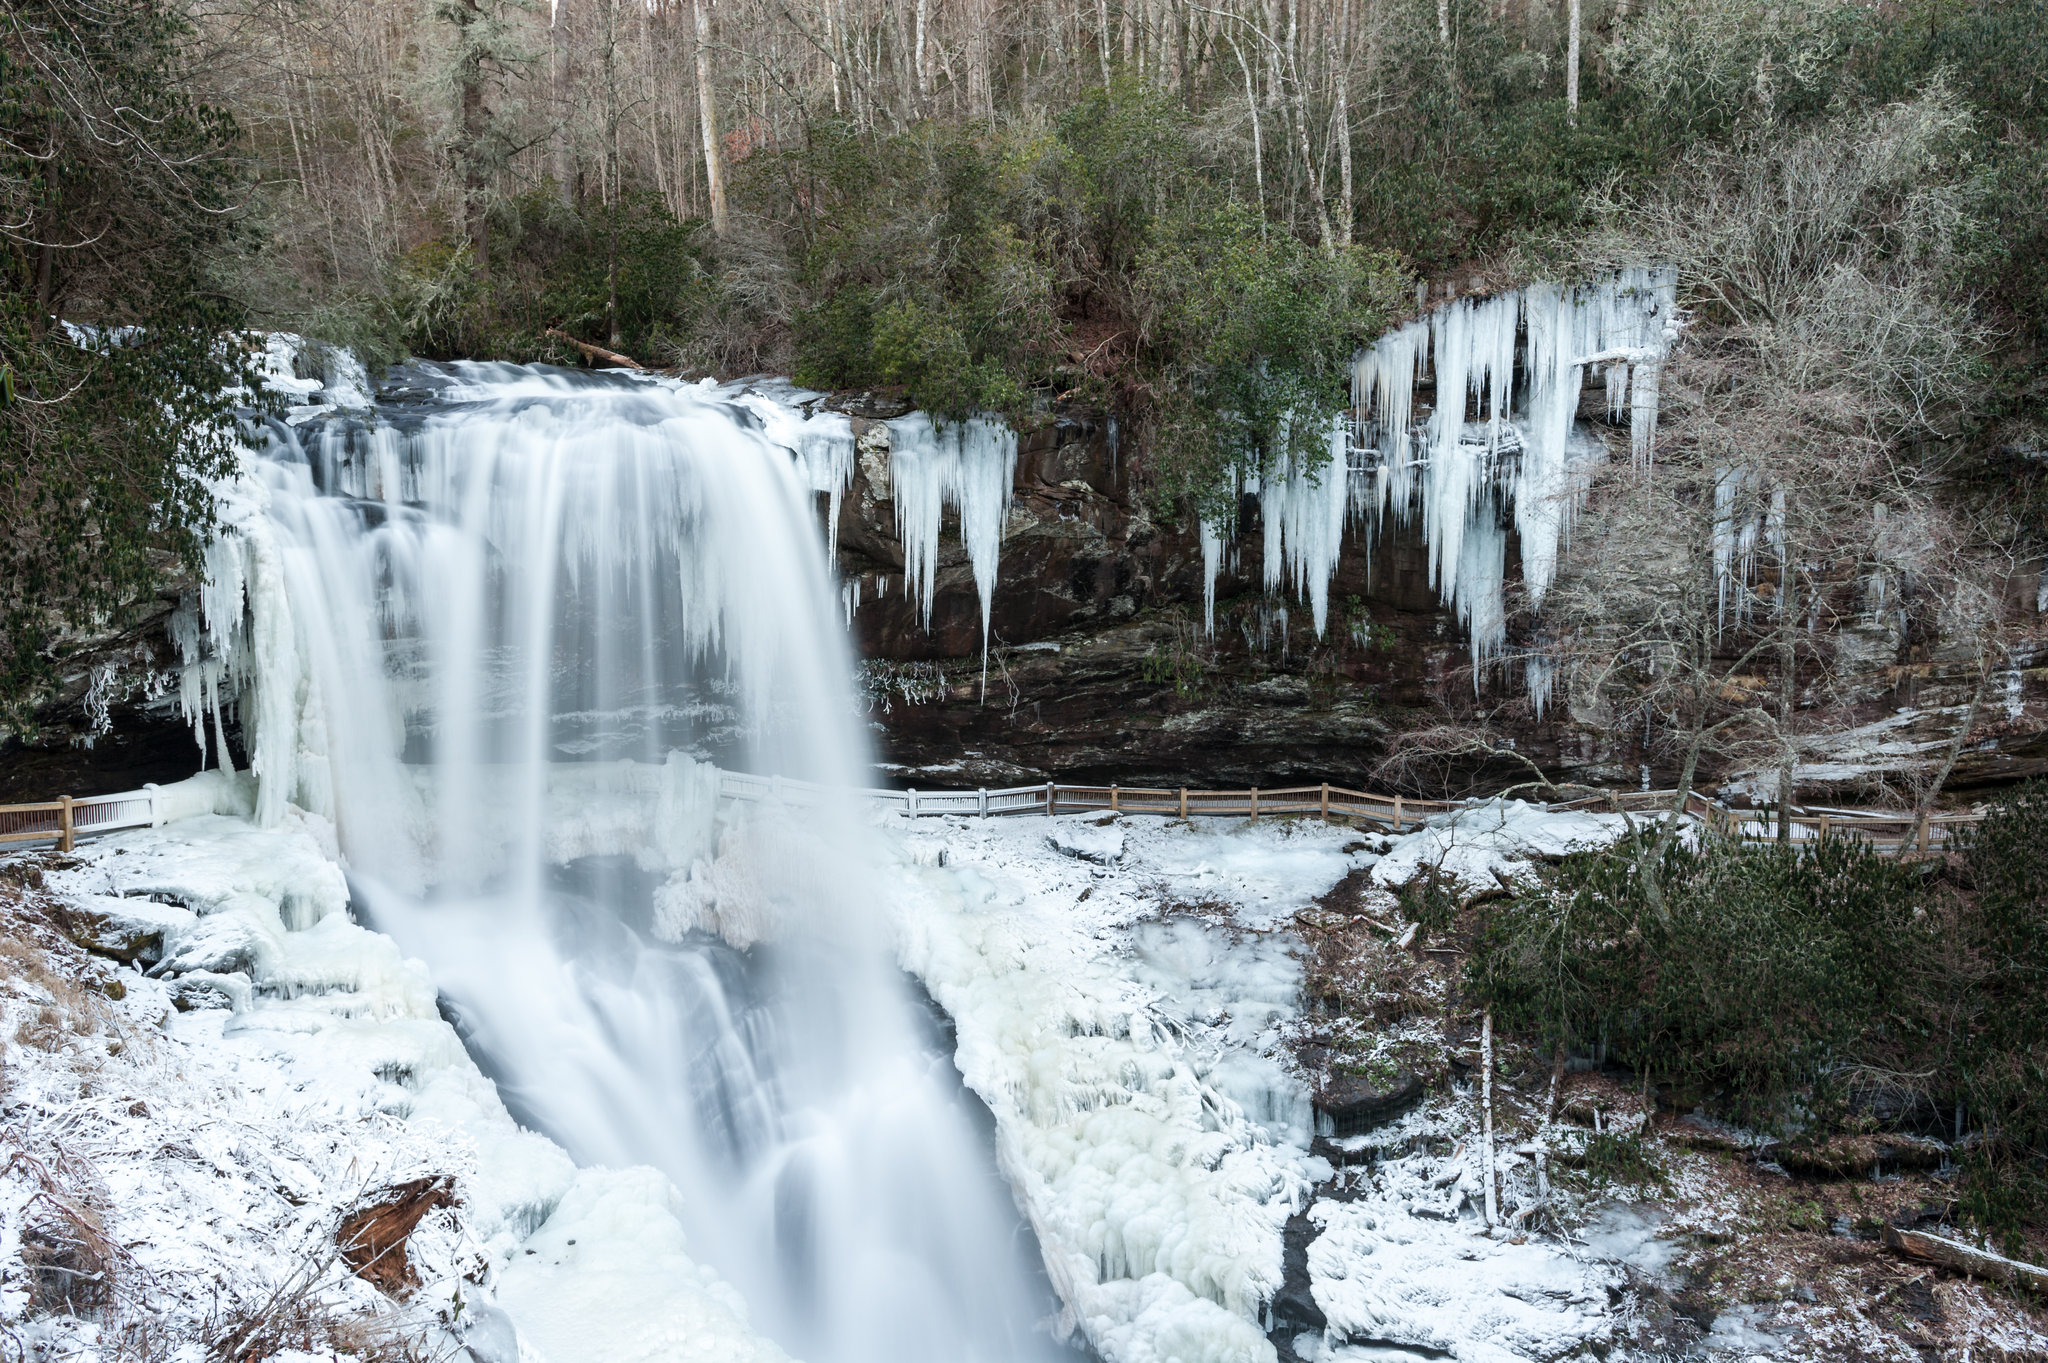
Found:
885,412 -> 1019,670
1202,268 -> 1679,691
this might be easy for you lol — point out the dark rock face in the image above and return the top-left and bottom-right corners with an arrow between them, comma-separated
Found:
1316,1068 -> 1426,1138
835,413 -> 1486,788
0,582 -> 231,802
831,407 -> 2048,795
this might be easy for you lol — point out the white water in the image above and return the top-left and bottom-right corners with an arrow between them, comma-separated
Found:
184,363 -> 1067,1363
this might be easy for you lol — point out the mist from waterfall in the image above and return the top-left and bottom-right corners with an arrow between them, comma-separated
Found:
216,363 -> 1066,1363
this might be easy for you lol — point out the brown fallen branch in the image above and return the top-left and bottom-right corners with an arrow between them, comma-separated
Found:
544,328 -> 646,371
338,1175 -> 457,1294
1881,1224 -> 2048,1291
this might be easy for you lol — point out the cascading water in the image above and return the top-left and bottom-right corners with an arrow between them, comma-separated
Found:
185,361 -> 1071,1363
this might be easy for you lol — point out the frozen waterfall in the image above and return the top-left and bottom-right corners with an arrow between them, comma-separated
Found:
178,362 -> 1069,1363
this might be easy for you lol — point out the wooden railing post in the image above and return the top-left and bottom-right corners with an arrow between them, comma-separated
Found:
58,795 -> 73,853
1818,813 -> 1830,843
1178,787 -> 1188,818
1320,782 -> 1330,818
1250,787 -> 1259,821
908,787 -> 918,819
1046,781 -> 1056,815
978,788 -> 988,818
1110,785 -> 1120,811
1392,795 -> 1403,831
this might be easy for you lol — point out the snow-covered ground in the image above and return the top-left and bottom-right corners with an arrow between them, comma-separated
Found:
16,783 -> 2040,1363
0,773 -> 789,1363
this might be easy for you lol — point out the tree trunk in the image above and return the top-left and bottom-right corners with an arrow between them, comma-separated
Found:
693,0 -> 729,236
460,15 -> 490,279
1566,0 -> 1580,122
603,0 -> 621,345
1912,654 -> 1993,855
1776,615 -> 1796,843
1335,0 -> 1354,247
552,0 -> 574,205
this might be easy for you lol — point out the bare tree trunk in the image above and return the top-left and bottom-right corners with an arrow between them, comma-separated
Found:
1565,0 -> 1580,122
1097,0 -> 1113,84
693,0 -> 729,236
915,0 -> 933,103
1776,614 -> 1796,843
1437,0 -> 1449,44
552,0 -> 574,205
1223,24 -> 1264,227
602,0 -> 621,344
456,0 -> 491,278
1912,656 -> 1994,855
1335,0 -> 1353,247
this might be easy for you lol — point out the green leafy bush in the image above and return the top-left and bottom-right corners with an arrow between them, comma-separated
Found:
1473,787 -> 2048,1233
1470,832 -> 1928,1127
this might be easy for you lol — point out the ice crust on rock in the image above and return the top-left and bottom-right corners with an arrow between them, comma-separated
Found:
1304,1179 -> 1616,1362
21,790 -> 793,1363
882,810 -> 1656,1363
1369,797 -> 1636,893
888,812 -> 1372,1363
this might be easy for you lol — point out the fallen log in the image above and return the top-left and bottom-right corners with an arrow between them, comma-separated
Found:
544,328 -> 646,370
1775,1133 -> 1948,1177
1881,1224 -> 2048,1292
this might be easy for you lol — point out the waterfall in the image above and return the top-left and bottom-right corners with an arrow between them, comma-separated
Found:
183,361 -> 1069,1363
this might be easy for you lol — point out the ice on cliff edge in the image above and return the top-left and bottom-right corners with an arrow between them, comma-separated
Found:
882,807 -> 1639,1363
885,811 -> 1356,1363
29,772 -> 793,1363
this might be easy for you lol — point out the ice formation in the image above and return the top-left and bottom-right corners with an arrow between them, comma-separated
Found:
890,811 -> 1360,1363
885,411 -> 1018,679
1201,269 -> 1680,693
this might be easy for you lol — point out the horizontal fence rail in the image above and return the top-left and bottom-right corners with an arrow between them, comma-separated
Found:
0,772 -> 1984,858
713,772 -> 1983,855
0,787 -> 163,852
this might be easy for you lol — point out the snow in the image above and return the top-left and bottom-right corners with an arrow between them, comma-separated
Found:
4,789 -> 791,1363
1368,798 -> 1637,893
1305,1192 -> 1614,1362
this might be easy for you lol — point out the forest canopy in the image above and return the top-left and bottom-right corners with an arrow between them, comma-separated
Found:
1,0 -> 2045,700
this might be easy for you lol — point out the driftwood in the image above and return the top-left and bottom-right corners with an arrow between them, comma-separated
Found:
1881,1224 -> 2048,1291
544,328 -> 646,370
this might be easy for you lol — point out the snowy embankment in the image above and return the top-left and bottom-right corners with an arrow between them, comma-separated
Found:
882,803 -> 1633,1363
1,772 -> 789,1363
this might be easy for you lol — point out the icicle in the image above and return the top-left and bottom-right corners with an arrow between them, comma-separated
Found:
1200,518 -> 1226,636
1526,655 -> 1555,720
1257,422 -> 1351,637
884,412 -> 1018,691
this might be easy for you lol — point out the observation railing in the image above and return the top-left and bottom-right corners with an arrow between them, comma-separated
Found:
0,772 -> 1981,857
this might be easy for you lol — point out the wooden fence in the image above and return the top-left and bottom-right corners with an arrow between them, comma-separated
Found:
0,787 -> 162,852
0,770 -> 1982,857
717,772 -> 1981,855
